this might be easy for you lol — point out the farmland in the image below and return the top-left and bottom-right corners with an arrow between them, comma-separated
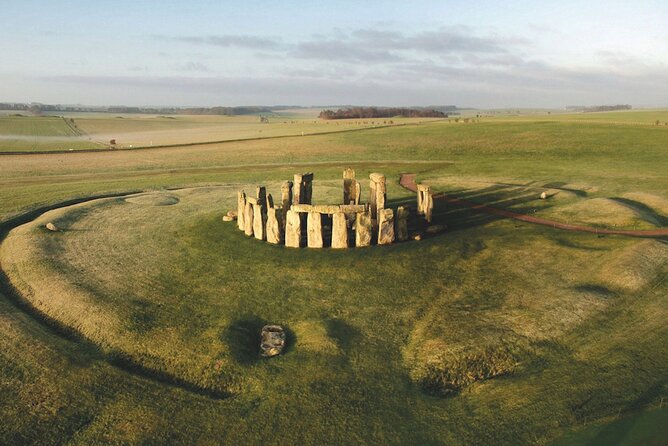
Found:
0,110 -> 666,444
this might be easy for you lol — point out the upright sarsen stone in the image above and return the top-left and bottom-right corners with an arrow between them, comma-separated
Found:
293,173 -> 314,205
244,201 -> 254,236
266,207 -> 282,244
424,192 -> 434,223
369,173 -> 386,219
355,210 -> 372,247
307,212 -> 323,248
285,209 -> 301,248
331,212 -> 348,249
396,206 -> 409,241
237,191 -> 246,231
252,203 -> 265,240
378,208 -> 395,245
343,168 -> 360,205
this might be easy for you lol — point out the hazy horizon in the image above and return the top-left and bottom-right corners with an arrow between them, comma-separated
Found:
2,0 -> 667,108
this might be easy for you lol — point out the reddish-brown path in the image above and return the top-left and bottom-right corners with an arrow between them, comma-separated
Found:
399,173 -> 668,238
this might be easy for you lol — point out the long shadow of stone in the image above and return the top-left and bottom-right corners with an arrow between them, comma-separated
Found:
610,197 -> 668,226
543,181 -> 588,197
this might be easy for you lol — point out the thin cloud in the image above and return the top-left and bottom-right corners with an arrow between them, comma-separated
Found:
170,34 -> 284,50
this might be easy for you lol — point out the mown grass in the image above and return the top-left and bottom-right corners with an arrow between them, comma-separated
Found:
0,115 -> 102,152
0,111 -> 666,444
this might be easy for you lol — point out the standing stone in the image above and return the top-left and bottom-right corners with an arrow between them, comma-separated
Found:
343,168 -> 360,205
293,173 -> 314,205
281,181 -> 293,212
355,211 -> 372,247
378,208 -> 395,245
331,212 -> 349,249
307,212 -> 323,248
369,173 -> 386,219
252,203 -> 265,240
266,208 -> 282,244
417,184 -> 431,215
285,210 -> 301,248
237,191 -> 246,231
256,186 -> 267,210
266,193 -> 274,209
424,192 -> 434,223
396,206 -> 409,242
244,201 -> 254,236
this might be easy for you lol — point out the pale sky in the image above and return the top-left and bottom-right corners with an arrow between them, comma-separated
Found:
1,0 -> 667,108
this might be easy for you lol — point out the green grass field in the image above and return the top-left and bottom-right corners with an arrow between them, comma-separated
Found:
0,110 -> 666,444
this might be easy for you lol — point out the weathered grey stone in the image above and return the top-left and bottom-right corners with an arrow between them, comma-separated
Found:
253,203 -> 265,240
285,209 -> 301,248
355,211 -> 372,247
45,222 -> 59,232
293,173 -> 314,205
266,208 -> 282,244
260,325 -> 286,357
343,168 -> 360,204
244,202 -> 254,236
237,191 -> 246,230
377,208 -> 395,245
396,206 -> 409,241
331,212 -> 349,249
307,212 -> 323,248
291,204 -> 313,213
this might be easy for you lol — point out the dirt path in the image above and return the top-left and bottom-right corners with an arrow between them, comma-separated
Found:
399,173 -> 668,238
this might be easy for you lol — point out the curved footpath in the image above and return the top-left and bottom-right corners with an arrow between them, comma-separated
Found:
399,173 -> 668,238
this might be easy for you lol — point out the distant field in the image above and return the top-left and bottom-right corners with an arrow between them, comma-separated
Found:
0,112 -> 666,444
0,112 -> 436,153
0,115 -> 102,151
486,109 -> 668,126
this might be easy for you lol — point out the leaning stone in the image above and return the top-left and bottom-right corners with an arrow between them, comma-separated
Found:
222,215 -> 236,222
355,211 -> 372,247
285,209 -> 301,248
378,208 -> 395,245
331,212 -> 349,249
244,202 -> 254,236
396,206 -> 409,241
307,212 -> 323,248
45,222 -> 59,232
237,191 -> 246,230
253,203 -> 265,240
266,208 -> 282,244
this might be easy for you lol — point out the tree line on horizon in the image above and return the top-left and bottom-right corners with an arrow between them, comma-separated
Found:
318,107 -> 447,120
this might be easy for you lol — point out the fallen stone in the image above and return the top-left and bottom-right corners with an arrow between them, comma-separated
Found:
227,210 -> 237,218
540,191 -> 548,200
411,233 -> 423,241
260,325 -> 286,357
222,215 -> 236,222
45,222 -> 59,232
426,224 -> 446,234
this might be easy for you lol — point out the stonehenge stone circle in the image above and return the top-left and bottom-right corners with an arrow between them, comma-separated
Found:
232,169 -> 444,249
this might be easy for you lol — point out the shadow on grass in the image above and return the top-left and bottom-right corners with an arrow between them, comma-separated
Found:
325,318 -> 361,351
